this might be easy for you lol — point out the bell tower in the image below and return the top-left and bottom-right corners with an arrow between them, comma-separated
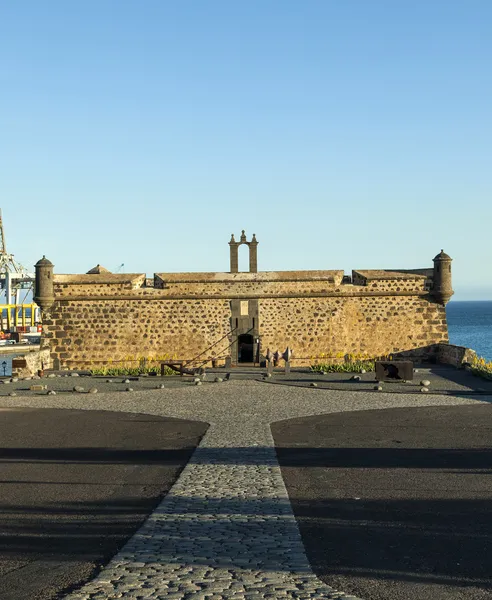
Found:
228,231 -> 260,364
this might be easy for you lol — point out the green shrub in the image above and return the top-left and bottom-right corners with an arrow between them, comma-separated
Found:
469,355 -> 492,380
311,359 -> 375,373
90,365 -> 176,376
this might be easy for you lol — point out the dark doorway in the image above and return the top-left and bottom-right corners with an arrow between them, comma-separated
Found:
238,334 -> 254,363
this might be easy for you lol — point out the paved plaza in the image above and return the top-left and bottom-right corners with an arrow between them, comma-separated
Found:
1,376 -> 491,600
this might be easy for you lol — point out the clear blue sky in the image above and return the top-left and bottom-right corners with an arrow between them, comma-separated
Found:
1,1 -> 490,300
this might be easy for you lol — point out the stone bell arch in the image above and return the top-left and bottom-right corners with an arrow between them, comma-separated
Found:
229,230 -> 258,273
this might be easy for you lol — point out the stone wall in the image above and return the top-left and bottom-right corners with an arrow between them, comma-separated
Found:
11,347 -> 52,378
42,297 -> 231,369
259,296 -> 447,362
39,268 -> 450,370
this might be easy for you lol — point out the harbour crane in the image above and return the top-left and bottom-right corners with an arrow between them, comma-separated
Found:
0,209 -> 38,331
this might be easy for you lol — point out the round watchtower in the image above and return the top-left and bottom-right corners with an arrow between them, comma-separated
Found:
432,250 -> 453,305
34,256 -> 55,311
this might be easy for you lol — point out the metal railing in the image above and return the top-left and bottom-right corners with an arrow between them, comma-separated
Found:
0,303 -> 38,329
181,326 -> 257,371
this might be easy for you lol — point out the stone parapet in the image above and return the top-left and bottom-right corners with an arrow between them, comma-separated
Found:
54,274 -> 146,297
352,270 -> 429,292
437,343 -> 477,367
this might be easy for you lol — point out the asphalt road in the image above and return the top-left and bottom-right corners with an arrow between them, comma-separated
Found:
272,404 -> 492,600
0,408 -> 208,600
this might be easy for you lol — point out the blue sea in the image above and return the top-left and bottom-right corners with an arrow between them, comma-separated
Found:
447,301 -> 492,361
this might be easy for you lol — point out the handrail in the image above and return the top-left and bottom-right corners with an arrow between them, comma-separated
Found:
182,326 -> 238,368
186,326 -> 255,370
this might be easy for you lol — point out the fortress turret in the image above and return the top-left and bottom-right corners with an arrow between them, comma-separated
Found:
432,250 -> 453,305
34,256 -> 55,310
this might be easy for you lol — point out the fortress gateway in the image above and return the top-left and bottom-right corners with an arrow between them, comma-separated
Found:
34,232 -> 453,370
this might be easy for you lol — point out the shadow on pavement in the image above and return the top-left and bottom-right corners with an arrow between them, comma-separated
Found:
0,408 -> 208,600
272,403 -> 492,600
2,402 -> 492,600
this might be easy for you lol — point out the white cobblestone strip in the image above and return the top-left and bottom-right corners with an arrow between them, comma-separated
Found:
63,422 -> 359,599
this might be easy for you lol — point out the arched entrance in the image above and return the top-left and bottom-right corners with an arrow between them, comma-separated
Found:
238,334 -> 254,363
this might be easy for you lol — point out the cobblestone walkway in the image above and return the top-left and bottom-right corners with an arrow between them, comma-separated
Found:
65,421 -> 358,600
3,380 -> 486,600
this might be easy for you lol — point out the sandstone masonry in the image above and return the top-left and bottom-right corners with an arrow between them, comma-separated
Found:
34,234 -> 454,370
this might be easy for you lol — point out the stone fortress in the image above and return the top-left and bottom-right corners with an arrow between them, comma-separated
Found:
34,232 -> 454,370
